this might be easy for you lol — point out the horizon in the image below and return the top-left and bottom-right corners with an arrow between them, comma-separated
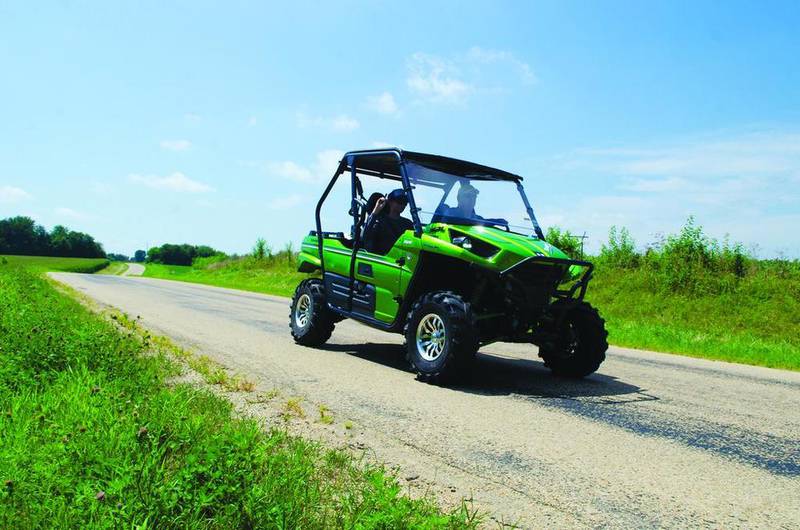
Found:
1,2 -> 798,257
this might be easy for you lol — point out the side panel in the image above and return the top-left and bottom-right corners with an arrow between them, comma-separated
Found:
301,231 -> 422,324
394,231 -> 422,302
353,250 -> 401,322
323,272 -> 375,314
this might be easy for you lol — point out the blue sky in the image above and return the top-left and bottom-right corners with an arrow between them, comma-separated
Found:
1,1 -> 799,257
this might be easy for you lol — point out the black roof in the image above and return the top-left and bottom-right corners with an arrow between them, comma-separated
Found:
343,148 -> 522,182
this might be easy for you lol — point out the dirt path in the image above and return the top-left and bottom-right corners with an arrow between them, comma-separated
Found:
51,273 -> 800,528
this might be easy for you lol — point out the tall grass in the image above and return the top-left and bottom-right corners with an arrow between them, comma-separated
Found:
0,264 -> 477,527
587,218 -> 799,369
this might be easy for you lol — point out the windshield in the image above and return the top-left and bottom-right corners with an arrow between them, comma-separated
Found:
405,161 -> 543,238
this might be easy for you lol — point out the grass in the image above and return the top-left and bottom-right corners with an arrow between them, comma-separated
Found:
0,260 -> 477,527
96,261 -> 129,275
587,264 -> 800,370
143,260 -> 304,298
0,255 -> 108,273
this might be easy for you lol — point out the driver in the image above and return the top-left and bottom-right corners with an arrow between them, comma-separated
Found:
442,182 -> 508,226
363,189 -> 414,255
444,183 -> 482,219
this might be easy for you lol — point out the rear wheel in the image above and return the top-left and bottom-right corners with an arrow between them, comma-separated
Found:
539,301 -> 608,378
290,279 -> 335,346
404,291 -> 477,384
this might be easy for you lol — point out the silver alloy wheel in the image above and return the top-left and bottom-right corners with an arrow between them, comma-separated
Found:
416,313 -> 446,361
295,293 -> 312,328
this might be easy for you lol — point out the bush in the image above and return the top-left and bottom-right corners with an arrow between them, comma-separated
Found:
598,226 -> 639,268
545,226 -> 582,259
595,217 -> 759,296
192,254 -> 230,270
252,238 -> 271,260
147,244 -> 226,266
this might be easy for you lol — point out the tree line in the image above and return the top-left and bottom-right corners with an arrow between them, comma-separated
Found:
146,244 -> 223,266
0,216 -> 105,258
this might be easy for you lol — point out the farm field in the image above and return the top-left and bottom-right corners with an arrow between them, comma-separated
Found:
143,261 -> 304,298
0,255 -> 108,273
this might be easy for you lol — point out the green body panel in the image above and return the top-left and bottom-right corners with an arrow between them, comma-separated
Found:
299,233 -> 421,322
297,224 -> 574,322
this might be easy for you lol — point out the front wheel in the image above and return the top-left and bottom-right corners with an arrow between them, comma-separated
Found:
290,279 -> 335,346
404,291 -> 478,384
539,301 -> 608,378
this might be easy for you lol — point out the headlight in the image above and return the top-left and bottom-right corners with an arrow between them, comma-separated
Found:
452,236 -> 472,250
450,231 -> 498,258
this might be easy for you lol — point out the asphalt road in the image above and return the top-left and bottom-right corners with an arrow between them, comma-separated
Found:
121,263 -> 145,276
51,273 -> 800,528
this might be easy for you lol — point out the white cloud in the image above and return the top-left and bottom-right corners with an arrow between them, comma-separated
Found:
550,129 -> 800,257
0,185 -> 32,203
268,194 -> 306,211
55,207 -> 87,220
405,48 -> 536,104
129,172 -> 214,193
331,115 -> 359,132
266,161 -> 312,182
571,131 -> 800,180
296,111 -> 360,132
466,46 -> 536,84
184,113 -> 201,122
407,53 -> 471,104
266,149 -> 344,183
370,141 -> 396,149
366,92 -> 399,115
160,139 -> 192,151
621,177 -> 691,192
248,116 -> 258,126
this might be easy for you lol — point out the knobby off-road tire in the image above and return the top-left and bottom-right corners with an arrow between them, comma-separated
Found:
539,301 -> 608,378
290,279 -> 335,346
404,291 -> 478,384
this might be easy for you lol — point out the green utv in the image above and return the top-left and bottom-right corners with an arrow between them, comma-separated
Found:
290,149 -> 608,384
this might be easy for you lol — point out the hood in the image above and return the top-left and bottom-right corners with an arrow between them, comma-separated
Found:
451,225 -> 570,260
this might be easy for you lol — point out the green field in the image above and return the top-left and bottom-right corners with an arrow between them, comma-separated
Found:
0,261 -> 476,527
0,255 -> 108,273
96,261 -> 129,275
587,266 -> 799,370
143,260 -> 304,297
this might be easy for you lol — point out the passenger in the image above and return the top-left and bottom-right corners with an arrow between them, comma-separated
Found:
363,189 -> 414,255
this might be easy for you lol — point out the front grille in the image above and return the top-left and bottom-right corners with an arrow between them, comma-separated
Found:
504,260 -> 567,310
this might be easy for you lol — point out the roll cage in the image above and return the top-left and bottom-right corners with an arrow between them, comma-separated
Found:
313,148 -> 545,273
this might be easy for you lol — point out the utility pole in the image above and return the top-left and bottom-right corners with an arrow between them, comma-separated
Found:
579,232 -> 588,259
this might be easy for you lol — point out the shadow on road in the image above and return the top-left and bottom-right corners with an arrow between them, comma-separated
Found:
320,341 -> 653,402
321,341 -> 800,475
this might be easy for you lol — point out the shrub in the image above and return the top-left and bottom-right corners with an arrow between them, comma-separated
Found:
147,243 -> 226,266
252,238 -> 271,261
545,226 -> 582,259
192,254 -> 230,270
599,226 -> 639,268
